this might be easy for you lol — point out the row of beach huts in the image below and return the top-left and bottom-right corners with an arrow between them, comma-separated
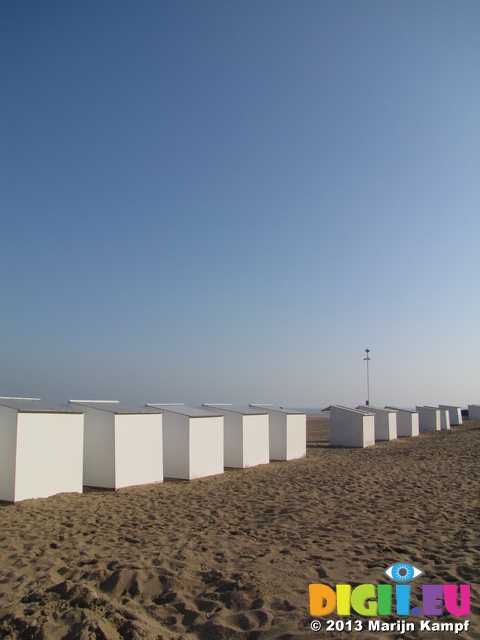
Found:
0,398 -> 306,503
1,397 -> 478,504
329,403 -> 477,448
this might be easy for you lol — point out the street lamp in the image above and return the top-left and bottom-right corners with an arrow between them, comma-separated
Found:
364,349 -> 371,405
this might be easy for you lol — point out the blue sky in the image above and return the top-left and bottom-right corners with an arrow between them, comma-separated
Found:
1,0 -> 479,409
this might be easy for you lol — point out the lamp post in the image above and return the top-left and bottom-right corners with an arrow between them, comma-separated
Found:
364,349 -> 371,405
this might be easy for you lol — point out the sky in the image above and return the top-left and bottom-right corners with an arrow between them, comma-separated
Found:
1,0 -> 479,409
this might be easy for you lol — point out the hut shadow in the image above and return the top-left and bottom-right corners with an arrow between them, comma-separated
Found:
307,442 -> 331,449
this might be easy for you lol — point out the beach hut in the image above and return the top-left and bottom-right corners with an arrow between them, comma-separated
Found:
415,406 -> 441,431
146,404 -> 224,480
357,405 -> 397,441
384,407 -> 420,437
203,404 -> 269,468
69,400 -> 163,490
329,406 -> 375,448
0,397 -> 84,503
249,405 -> 306,460
426,406 -> 450,430
467,404 -> 480,420
438,405 -> 463,426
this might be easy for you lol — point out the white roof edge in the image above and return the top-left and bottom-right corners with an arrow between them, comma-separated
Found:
203,403 -> 233,407
69,400 -> 119,403
146,403 -> 184,407
0,396 -> 41,400
250,403 -> 305,414
203,404 -> 268,415
333,405 -> 374,414
357,405 -> 396,412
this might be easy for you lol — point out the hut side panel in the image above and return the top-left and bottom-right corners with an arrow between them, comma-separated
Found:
268,412 -> 286,461
437,408 -> 451,430
468,404 -> 480,420
114,413 -> 163,489
15,413 -> 84,502
189,416 -> 224,479
330,406 -> 375,448
395,410 -> 420,437
163,411 -> 190,480
243,414 -> 269,467
286,413 -> 307,460
357,406 -> 397,441
409,412 -> 420,437
223,411 -> 243,468
385,407 -> 419,437
416,406 -> 441,431
0,405 -> 18,502
439,405 -> 462,425
82,408 -> 115,488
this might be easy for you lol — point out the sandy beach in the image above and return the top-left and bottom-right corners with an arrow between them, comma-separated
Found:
0,418 -> 478,640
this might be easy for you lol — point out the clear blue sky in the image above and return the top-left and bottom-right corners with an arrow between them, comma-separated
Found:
1,0 -> 479,409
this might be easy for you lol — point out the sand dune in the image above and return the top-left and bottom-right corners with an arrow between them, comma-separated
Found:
0,418 -> 478,639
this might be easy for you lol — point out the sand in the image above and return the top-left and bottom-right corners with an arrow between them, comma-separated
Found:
0,418 -> 478,640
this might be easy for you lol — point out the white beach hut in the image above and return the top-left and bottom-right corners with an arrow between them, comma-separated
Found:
203,404 -> 269,468
249,405 -> 306,460
426,406 -> 450,430
0,397 -> 84,503
385,407 -> 420,437
438,405 -> 463,426
467,404 -> 480,420
146,404 -> 224,480
69,400 -> 163,490
357,405 -> 397,441
329,406 -> 375,448
415,406 -> 441,431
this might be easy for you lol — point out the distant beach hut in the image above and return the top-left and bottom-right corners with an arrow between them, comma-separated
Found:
357,405 -> 397,441
249,405 -> 306,460
438,405 -> 463,426
415,406 -> 441,431
0,397 -> 84,503
467,404 -> 480,420
69,400 -> 163,490
384,407 -> 420,437
329,406 -> 375,448
146,404 -> 224,480
426,406 -> 450,430
203,404 -> 269,468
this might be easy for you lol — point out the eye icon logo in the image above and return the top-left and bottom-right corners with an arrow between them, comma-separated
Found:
385,563 -> 423,582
